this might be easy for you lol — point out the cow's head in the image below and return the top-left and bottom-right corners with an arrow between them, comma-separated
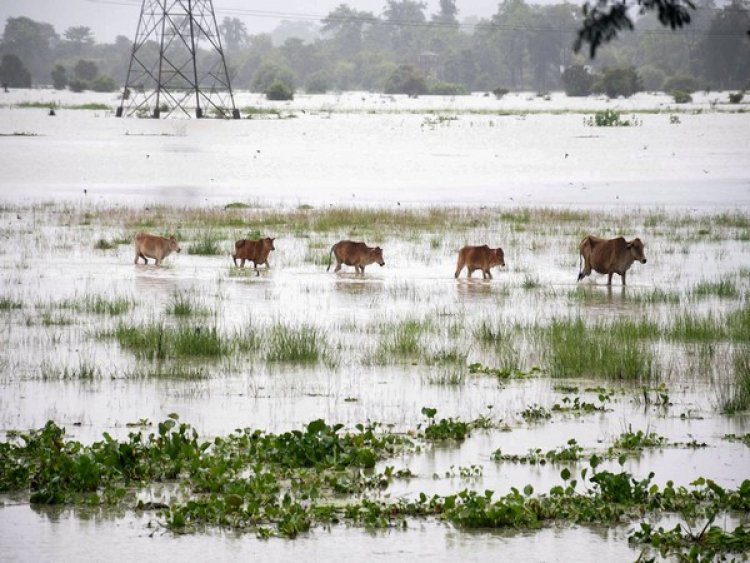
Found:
169,236 -> 181,253
371,246 -> 385,267
627,238 -> 646,264
495,247 -> 506,267
264,237 -> 276,251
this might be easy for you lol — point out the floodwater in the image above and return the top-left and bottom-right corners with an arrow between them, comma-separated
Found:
1,90 -> 749,561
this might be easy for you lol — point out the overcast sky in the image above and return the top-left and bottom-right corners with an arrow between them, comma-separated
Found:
0,0 -> 521,42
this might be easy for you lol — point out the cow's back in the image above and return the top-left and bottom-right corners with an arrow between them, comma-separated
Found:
590,237 -> 627,272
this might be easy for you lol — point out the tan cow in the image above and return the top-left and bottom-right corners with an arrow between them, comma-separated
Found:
577,235 -> 647,285
134,232 -> 181,265
327,240 -> 385,273
454,245 -> 505,279
232,237 -> 275,274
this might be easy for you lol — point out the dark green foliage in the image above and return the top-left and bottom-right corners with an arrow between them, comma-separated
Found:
265,80 -> 294,101
561,65 -> 594,96
671,89 -> 692,103
73,59 -> 97,81
575,0 -> 695,58
51,64 -> 67,89
430,81 -> 468,95
663,74 -> 701,93
729,91 -> 744,104
0,53 -> 32,87
594,66 -> 641,98
68,78 -> 87,92
90,75 -> 116,92
384,64 -> 427,96
492,87 -> 510,99
305,70 -> 331,94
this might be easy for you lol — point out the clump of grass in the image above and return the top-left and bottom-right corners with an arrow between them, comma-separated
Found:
41,312 -> 74,326
0,297 -> 23,310
545,317 -> 655,380
82,295 -> 134,315
166,291 -> 209,316
188,231 -> 222,255
691,279 -> 739,299
720,345 -> 750,414
266,322 -> 327,363
93,238 -> 116,250
667,311 -> 726,341
522,275 -> 540,290
378,318 -> 428,359
40,360 -> 99,380
112,323 -> 226,359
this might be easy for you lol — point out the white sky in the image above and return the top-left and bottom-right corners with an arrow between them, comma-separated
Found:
0,0 -> 512,42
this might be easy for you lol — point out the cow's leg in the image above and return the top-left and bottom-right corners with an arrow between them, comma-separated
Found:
240,258 -> 246,268
485,269 -> 493,280
607,272 -> 613,285
621,271 -> 626,286
360,266 -> 365,274
334,259 -> 342,273
155,258 -> 162,266
454,257 -> 465,279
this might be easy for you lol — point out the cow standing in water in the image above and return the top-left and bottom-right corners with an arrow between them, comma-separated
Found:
577,235 -> 647,285
232,237 -> 275,275
134,232 -> 181,265
327,240 -> 385,273
454,245 -> 505,279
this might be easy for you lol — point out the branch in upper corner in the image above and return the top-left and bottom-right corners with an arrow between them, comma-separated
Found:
575,0 -> 695,58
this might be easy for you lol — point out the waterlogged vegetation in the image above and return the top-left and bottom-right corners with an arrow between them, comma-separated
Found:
0,413 -> 748,561
0,201 -> 749,558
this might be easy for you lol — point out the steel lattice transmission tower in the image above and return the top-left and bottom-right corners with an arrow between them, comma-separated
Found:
117,0 -> 240,119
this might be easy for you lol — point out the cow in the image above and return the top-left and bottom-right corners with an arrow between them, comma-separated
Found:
232,237 -> 275,275
577,235 -> 647,285
454,245 -> 505,279
327,240 -> 385,274
134,232 -> 181,265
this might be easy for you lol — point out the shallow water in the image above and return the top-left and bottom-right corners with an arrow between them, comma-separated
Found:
1,91 -> 749,560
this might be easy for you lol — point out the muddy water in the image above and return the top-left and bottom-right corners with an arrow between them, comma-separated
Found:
1,95 -> 750,560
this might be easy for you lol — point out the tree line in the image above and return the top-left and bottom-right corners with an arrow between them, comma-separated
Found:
0,0 -> 748,98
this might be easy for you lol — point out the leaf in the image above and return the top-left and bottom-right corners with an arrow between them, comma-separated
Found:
523,484 -> 534,496
561,468 -> 571,481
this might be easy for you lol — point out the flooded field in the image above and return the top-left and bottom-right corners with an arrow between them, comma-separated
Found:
1,91 -> 749,561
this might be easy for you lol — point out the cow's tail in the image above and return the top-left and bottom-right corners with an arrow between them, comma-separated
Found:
326,243 -> 336,272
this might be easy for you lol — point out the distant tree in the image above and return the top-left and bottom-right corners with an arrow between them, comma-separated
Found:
63,26 -> 94,55
305,70 -> 332,93
51,64 -> 67,89
663,73 -> 701,92
251,61 -> 295,93
322,5 -> 376,56
265,79 -> 294,100
90,74 -> 116,92
220,17 -> 249,51
562,64 -> 594,96
432,0 -> 459,25
74,59 -> 98,81
594,66 -> 641,97
1,17 -> 58,83
0,53 -> 32,87
701,0 -> 750,89
384,64 -> 427,95
382,1 -> 427,52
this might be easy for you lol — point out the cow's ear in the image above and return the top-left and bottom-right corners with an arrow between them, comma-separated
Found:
626,242 -> 633,249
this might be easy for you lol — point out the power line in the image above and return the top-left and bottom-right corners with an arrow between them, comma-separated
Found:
79,0 -> 750,38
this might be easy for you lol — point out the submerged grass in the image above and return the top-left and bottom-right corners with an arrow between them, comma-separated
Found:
112,323 -> 226,359
544,317 -> 655,380
265,322 -> 328,364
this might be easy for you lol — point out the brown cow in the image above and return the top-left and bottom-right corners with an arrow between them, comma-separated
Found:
577,235 -> 647,285
327,240 -> 385,273
134,232 -> 181,265
232,237 -> 275,274
454,245 -> 505,279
